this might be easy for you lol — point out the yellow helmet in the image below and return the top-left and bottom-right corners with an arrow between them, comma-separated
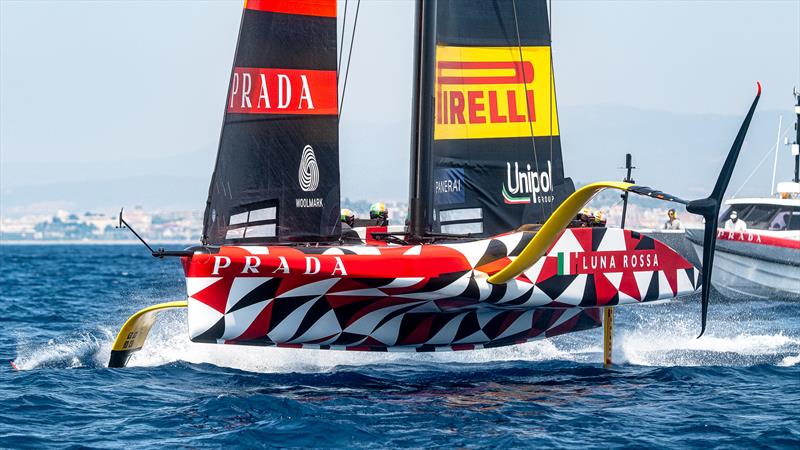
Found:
370,202 -> 387,219
594,210 -> 605,221
340,208 -> 356,225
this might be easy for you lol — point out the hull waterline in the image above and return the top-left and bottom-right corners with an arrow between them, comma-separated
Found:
687,228 -> 800,299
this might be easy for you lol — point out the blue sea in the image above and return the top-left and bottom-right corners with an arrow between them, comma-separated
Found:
1,244 -> 798,448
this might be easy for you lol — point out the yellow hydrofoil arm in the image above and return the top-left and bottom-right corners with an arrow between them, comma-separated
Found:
488,181 -> 634,285
108,300 -> 188,368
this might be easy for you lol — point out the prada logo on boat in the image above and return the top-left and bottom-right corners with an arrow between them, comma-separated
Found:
717,230 -> 763,244
434,46 -> 559,140
227,67 -> 337,115
502,160 -> 554,205
210,255 -> 347,277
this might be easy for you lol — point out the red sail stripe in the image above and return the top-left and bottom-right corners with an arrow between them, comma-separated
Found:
245,0 -> 336,18
227,67 -> 337,115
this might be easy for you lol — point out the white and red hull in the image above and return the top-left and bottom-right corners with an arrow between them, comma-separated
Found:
687,229 -> 800,299
182,228 -> 699,352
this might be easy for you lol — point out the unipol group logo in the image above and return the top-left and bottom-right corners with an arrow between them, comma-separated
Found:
434,46 -> 559,140
502,160 -> 554,205
296,145 -> 323,208
298,145 -> 319,192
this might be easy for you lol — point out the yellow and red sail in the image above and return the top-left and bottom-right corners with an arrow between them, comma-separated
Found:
425,0 -> 573,236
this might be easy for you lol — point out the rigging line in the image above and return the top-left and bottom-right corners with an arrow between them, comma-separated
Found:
599,196 -> 625,227
338,0 -> 361,117
337,0 -> 348,79
547,0 -> 555,218
730,124 -> 794,198
511,0 -> 546,221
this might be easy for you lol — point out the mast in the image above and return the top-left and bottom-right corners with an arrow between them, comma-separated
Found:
408,0 -> 437,238
770,116 -> 782,196
793,88 -> 800,183
619,153 -> 635,228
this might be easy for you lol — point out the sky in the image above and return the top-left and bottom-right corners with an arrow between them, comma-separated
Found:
1,0 -> 799,213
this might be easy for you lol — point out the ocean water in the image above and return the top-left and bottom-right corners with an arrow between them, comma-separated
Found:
1,244 -> 798,448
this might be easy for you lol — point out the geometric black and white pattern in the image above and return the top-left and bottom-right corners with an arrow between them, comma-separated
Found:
186,228 -> 699,352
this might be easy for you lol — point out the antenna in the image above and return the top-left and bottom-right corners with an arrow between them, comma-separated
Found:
770,116 -> 782,196
619,153 -> 636,228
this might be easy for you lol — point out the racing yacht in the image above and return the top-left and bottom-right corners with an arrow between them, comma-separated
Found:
108,0 -> 761,368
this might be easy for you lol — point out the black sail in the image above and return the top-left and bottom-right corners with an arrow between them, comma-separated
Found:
414,0 -> 574,237
203,0 -> 340,245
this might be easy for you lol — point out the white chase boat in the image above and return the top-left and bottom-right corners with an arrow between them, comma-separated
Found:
687,91 -> 800,299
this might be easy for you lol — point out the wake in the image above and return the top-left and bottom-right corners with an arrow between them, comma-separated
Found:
12,308 -> 800,372
12,329 -> 114,370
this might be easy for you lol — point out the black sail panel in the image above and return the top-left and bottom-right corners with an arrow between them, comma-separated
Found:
203,0 -> 340,245
427,0 -> 574,237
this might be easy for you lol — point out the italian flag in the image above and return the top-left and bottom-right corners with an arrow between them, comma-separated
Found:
557,252 -> 574,275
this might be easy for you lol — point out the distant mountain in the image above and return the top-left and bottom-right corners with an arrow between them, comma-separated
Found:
0,148 -> 216,190
560,105 -> 791,199
2,105 -> 793,217
1,175 -> 209,217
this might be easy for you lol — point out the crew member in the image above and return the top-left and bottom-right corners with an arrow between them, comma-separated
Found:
663,208 -> 682,230
592,210 -> 607,227
579,208 -> 594,227
724,211 -> 747,231
568,208 -> 594,228
770,212 -> 789,230
340,208 -> 356,228
369,202 -> 389,226
340,208 -> 363,243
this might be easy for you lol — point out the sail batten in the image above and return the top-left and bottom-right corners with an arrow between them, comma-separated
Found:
203,0 -> 340,245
